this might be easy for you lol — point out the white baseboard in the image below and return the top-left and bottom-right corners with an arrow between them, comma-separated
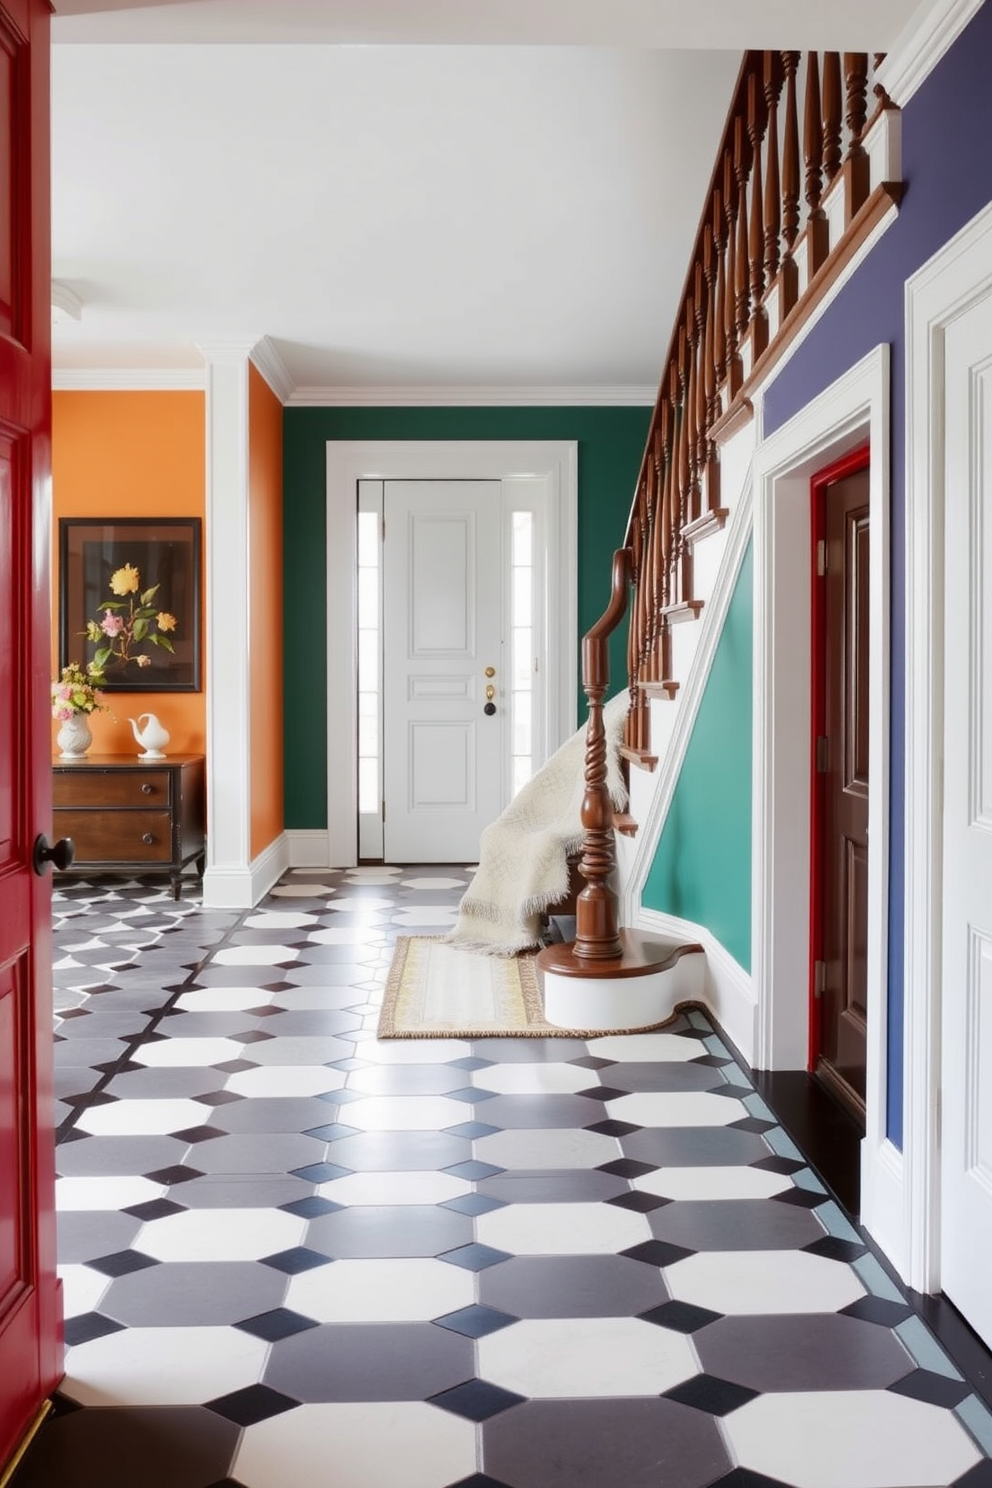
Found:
285,829 -> 333,868
201,833 -> 290,909
635,906 -> 757,1064
860,1134 -> 908,1282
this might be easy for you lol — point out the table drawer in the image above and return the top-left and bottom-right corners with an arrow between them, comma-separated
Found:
54,809 -> 173,864
53,770 -> 171,809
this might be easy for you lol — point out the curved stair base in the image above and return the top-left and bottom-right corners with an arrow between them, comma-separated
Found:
536,931 -> 704,1033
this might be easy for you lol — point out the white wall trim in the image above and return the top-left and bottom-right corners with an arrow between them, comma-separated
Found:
325,440 -> 578,867
903,198 -> 992,1294
875,0 -> 984,107
291,384 -> 656,408
635,906 -> 756,1063
750,344 -> 890,1245
201,833 -> 289,910
622,469 -> 755,924
249,336 -> 295,404
285,829 -> 333,869
52,366 -> 206,391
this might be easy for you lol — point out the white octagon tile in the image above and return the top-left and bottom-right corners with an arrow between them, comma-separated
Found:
341,1096 -> 470,1130
309,927 -> 372,945
475,1128 -> 620,1170
75,1098 -> 207,1136
132,1037 -> 245,1067
247,1037 -> 357,1067
138,1207 -> 306,1261
350,1038 -> 471,1065
585,1033 -> 706,1063
605,1091 -> 745,1127
271,883 -> 337,897
474,1064 -> 596,1095
63,1325 -> 268,1406
632,1166 -> 793,1201
399,877 -> 467,890
212,944 -> 299,965
225,1065 -> 347,1098
478,1317 -> 699,1398
57,1264 -> 109,1318
320,1171 -> 470,1205
244,911 -> 318,929
176,987 -> 276,1011
235,1402 -> 476,1488
666,1251 -> 866,1315
725,1390 -> 981,1488
327,896 -> 395,912
477,1202 -> 651,1256
286,1257 -> 475,1323
56,1176 -> 165,1211
392,908 -> 458,926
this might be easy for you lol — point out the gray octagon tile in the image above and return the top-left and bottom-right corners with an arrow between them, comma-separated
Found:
696,1313 -> 916,1393
7,1405 -> 240,1488
305,1205 -> 473,1259
648,1198 -> 826,1251
102,1261 -> 288,1327
479,1255 -> 669,1320
263,1321 -> 474,1402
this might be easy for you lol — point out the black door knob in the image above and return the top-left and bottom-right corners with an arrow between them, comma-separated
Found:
484,701 -> 497,716
33,834 -> 75,876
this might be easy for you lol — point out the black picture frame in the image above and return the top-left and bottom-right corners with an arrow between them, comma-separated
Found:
59,517 -> 202,692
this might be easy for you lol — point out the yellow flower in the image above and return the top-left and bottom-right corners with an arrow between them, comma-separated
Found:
109,563 -> 140,596
156,611 -> 177,633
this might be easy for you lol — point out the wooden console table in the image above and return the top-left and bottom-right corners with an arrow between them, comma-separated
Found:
52,754 -> 206,900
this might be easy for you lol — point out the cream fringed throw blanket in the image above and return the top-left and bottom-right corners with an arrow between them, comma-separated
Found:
446,692 -> 629,956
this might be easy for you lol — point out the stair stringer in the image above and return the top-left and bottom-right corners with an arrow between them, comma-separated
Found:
615,419 -> 757,1062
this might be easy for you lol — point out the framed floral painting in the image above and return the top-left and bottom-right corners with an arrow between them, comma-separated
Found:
58,517 -> 202,692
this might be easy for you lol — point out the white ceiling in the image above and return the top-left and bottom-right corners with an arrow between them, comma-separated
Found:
50,0 -> 924,395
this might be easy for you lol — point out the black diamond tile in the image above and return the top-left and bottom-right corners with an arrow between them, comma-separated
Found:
639,1300 -> 722,1333
172,1124 -> 227,1144
259,1247 -> 332,1274
443,1161 -> 505,1181
751,1156 -> 805,1175
290,1162 -> 350,1183
326,1058 -> 368,1072
195,1090 -> 246,1107
441,1194 -> 506,1217
568,1056 -> 616,1070
620,1240 -> 693,1268
576,1086 -> 630,1102
63,1311 -> 126,1346
445,1475 -> 515,1488
443,1122 -> 499,1140
439,1243 -> 512,1272
727,1116 -> 776,1133
448,1057 -> 495,1071
691,1054 -> 734,1068
87,1249 -> 160,1278
434,1304 -> 516,1338
839,1295 -> 914,1327
711,1084 -> 755,1100
317,1088 -> 365,1104
146,1164 -> 204,1185
206,1383 -> 299,1426
955,1463 -> 992,1487
606,1191 -> 671,1214
664,1373 -> 759,1416
708,1471 -> 795,1488
303,1124 -> 359,1142
215,1059 -> 256,1074
430,1379 -> 526,1423
888,1369 -> 971,1407
234,1308 -> 320,1342
803,1235 -> 867,1262
772,1186 -> 829,1208
585,1119 -> 640,1137
279,1196 -> 343,1219
122,1197 -> 187,1222
597,1158 -> 659,1179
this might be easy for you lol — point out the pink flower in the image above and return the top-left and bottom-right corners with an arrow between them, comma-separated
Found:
57,684 -> 72,701
100,611 -> 124,637
55,706 -> 74,722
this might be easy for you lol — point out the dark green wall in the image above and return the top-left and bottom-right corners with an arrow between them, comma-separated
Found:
642,541 -> 753,969
282,406 -> 651,829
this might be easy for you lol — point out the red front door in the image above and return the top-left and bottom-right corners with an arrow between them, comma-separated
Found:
0,0 -> 62,1467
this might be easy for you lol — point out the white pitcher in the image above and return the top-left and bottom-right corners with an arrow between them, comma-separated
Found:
129,712 -> 170,759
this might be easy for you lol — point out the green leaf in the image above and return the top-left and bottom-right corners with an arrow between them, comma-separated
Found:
132,619 -> 149,641
100,600 -> 127,611
140,585 -> 160,605
150,634 -> 175,653
93,647 -> 112,669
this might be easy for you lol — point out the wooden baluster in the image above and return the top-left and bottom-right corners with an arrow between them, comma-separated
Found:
647,427 -> 664,684
676,324 -> 691,605
733,113 -> 751,357
685,296 -> 700,527
664,362 -> 679,625
804,51 -> 829,276
624,483 -> 642,750
723,152 -> 742,397
843,52 -> 870,220
763,52 -> 783,288
657,399 -> 674,684
701,224 -> 721,513
746,67 -> 768,361
712,187 -> 728,397
781,51 -> 801,253
637,459 -> 655,745
693,263 -> 708,496
822,52 -> 842,184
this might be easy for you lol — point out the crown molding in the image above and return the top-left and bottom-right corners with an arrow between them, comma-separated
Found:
51,281 -> 83,323
52,367 -> 206,391
875,0 -> 984,106
286,383 -> 658,408
249,335 -> 295,404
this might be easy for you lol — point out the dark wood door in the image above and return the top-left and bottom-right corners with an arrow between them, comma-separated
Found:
0,0 -> 62,1469
813,458 -> 869,1123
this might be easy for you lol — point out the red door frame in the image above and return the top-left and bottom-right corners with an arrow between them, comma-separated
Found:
808,442 -> 870,1071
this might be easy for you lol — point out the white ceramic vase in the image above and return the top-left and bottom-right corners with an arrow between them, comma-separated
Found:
57,712 -> 93,759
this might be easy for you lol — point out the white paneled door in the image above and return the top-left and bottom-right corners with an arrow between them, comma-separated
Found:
382,480 -> 504,862
941,289 -> 992,1347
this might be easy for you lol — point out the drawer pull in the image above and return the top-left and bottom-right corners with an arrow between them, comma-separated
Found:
142,832 -> 155,845
141,783 -> 153,795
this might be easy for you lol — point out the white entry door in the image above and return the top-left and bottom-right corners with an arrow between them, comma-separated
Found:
382,480 -> 504,862
941,289 -> 992,1346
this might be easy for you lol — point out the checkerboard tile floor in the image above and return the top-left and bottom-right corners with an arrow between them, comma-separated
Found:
14,866 -> 992,1488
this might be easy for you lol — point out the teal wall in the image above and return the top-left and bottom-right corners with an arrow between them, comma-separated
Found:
642,541 -> 753,969
283,406 -> 651,829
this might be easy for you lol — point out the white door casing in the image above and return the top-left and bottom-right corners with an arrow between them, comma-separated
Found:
382,480 -> 504,862
325,441 -> 577,867
939,294 -> 992,1345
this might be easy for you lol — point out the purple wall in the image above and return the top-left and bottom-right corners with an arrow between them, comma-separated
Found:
763,0 -> 992,1147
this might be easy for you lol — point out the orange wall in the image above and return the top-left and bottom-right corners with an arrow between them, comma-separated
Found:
248,364 -> 284,858
51,391 -> 206,756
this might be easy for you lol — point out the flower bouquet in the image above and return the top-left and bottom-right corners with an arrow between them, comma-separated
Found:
86,562 -> 178,674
